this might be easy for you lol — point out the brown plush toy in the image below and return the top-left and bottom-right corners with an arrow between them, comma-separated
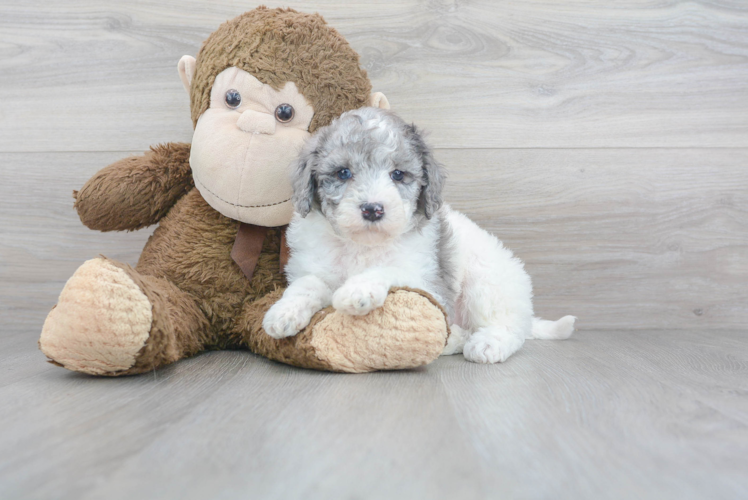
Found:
38,7 -> 449,376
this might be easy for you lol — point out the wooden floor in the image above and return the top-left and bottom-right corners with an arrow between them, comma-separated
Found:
1,1 -> 747,498
0,330 -> 745,499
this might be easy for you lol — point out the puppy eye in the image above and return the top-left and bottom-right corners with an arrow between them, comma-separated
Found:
225,89 -> 242,109
275,103 -> 295,123
390,170 -> 405,182
337,168 -> 352,180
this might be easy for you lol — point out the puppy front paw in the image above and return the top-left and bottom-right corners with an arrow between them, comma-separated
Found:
332,280 -> 389,316
463,328 -> 524,364
262,299 -> 315,339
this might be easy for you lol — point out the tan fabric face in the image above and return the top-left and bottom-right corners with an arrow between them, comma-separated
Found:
39,258 -> 152,375
190,67 -> 313,226
237,109 -> 276,135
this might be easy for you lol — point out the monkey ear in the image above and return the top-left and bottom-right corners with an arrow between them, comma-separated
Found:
406,124 -> 445,219
178,55 -> 197,95
368,92 -> 390,110
292,137 -> 320,218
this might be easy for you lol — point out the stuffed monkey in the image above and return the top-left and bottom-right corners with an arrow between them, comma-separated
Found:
39,7 -> 449,375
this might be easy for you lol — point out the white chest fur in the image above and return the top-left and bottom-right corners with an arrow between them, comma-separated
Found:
285,210 -> 443,294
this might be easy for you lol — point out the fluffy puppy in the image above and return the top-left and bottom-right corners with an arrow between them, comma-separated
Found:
263,107 -> 575,363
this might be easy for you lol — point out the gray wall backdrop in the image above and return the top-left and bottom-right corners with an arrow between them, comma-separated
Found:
1,0 -> 747,334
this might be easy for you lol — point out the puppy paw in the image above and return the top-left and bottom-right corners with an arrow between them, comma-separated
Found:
442,324 -> 469,356
463,328 -> 524,364
263,299 -> 315,339
332,279 -> 389,316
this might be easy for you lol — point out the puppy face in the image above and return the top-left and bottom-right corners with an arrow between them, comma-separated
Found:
293,108 -> 445,245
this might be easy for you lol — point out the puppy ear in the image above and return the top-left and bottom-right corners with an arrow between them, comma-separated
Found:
406,124 -> 445,219
292,137 -> 319,218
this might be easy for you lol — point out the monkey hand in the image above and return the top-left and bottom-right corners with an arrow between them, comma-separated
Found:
75,143 -> 193,231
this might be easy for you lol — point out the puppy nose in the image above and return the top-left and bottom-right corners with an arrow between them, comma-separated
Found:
360,203 -> 385,222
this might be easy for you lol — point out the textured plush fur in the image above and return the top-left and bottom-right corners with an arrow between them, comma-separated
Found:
40,258 -> 153,375
49,178 -> 448,375
74,143 -> 194,231
190,7 -> 372,132
241,287 -> 448,373
307,288 -> 449,372
264,108 -> 575,363
39,8 -> 449,375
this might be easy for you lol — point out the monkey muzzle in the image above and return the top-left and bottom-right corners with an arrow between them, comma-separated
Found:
186,67 -> 315,227
190,108 -> 310,227
236,110 -> 276,135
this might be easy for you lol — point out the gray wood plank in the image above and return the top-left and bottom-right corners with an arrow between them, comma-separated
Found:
1,0 -> 747,151
0,152 -> 152,333
3,149 -> 746,333
0,330 -> 745,500
439,147 -> 748,330
436,329 -> 748,499
2,2 -> 746,499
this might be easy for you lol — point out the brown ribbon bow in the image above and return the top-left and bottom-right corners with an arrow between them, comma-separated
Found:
231,222 -> 290,281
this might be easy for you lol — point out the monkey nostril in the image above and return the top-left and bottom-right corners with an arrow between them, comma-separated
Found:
360,203 -> 385,222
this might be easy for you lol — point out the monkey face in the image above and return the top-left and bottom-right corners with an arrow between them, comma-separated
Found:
189,67 -> 314,226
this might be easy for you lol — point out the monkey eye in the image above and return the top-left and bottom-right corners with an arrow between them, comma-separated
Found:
337,168 -> 352,180
390,170 -> 405,182
225,89 -> 242,109
275,103 -> 295,123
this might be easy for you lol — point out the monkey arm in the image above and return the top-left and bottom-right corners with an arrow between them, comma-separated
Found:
74,143 -> 194,231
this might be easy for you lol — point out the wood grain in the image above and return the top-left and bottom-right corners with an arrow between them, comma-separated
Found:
0,329 -> 745,500
0,152 -> 152,336
438,147 -> 748,330
1,0 -> 747,151
3,149 -> 745,333
1,3 -> 747,498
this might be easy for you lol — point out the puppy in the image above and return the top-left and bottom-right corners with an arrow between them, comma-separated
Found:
263,107 -> 575,363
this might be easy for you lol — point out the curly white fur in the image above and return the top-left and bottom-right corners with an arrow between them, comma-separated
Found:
263,108 -> 575,363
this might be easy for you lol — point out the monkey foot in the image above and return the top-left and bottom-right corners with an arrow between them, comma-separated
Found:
246,287 -> 450,373
39,257 -> 153,375
308,288 -> 449,372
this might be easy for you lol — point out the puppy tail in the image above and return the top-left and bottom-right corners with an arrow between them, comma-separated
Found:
528,316 -> 576,340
